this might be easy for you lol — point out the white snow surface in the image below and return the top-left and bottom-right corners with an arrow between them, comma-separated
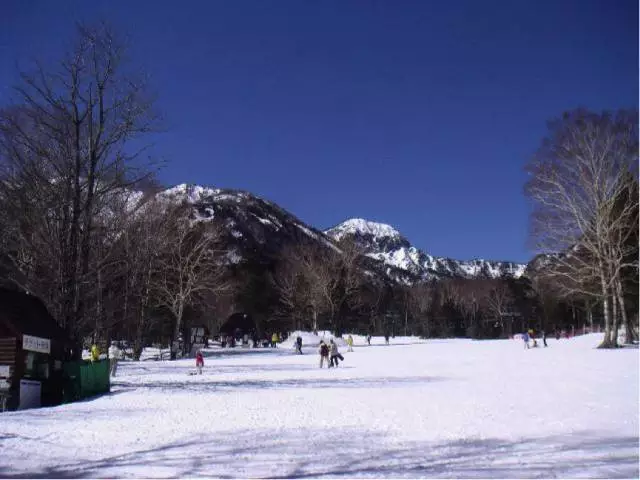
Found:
1,333 -> 637,478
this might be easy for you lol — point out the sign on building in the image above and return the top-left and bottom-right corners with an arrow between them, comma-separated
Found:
23,334 -> 51,354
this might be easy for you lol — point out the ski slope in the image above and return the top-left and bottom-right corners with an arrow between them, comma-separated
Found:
0,333 -> 637,478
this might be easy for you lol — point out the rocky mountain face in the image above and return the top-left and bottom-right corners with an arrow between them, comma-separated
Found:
324,218 -> 526,280
156,185 -> 527,281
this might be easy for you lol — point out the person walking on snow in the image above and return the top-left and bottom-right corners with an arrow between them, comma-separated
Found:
523,331 -> 530,349
366,334 -> 371,345
329,339 -> 344,367
542,330 -> 548,347
108,341 -> 122,377
319,341 -> 330,368
346,335 -> 354,352
90,343 -> 100,363
295,336 -> 303,354
195,350 -> 204,374
271,332 -> 279,348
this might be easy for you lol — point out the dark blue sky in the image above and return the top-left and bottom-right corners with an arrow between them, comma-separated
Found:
2,0 -> 637,262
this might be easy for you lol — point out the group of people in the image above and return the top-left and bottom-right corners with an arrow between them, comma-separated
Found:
294,334 -> 355,356
522,329 -> 548,349
318,339 -> 344,368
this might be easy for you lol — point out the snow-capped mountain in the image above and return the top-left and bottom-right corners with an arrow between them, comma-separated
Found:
144,185 -> 526,281
325,218 -> 526,280
154,184 -> 339,265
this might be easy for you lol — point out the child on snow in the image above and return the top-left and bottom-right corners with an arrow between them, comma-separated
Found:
195,350 -> 204,374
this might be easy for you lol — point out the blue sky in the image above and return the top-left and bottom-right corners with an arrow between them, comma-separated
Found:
2,0 -> 637,262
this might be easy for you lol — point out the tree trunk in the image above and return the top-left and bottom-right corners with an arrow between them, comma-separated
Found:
171,304 -> 184,360
133,306 -> 146,361
597,264 -> 614,348
610,290 -> 618,345
615,277 -> 636,344
404,308 -> 408,336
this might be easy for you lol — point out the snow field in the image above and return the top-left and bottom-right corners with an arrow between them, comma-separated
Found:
0,333 -> 637,478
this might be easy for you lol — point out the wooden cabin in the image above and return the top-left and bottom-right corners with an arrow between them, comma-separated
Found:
0,288 -> 71,411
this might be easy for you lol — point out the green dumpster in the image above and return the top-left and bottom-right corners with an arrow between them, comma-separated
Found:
63,359 -> 110,402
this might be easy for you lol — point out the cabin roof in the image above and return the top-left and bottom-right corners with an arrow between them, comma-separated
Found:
0,288 -> 68,341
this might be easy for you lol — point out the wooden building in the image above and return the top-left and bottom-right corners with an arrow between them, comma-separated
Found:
0,288 -> 71,411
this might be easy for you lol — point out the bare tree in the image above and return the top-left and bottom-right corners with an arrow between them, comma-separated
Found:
358,281 -> 386,334
271,244 -> 316,331
0,22 -> 158,352
152,207 -> 231,358
483,279 -> 514,336
525,109 -> 638,348
407,282 -> 435,337
455,279 -> 487,337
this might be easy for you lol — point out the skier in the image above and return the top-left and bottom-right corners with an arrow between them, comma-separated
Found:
319,341 -> 330,368
384,333 -> 390,345
295,336 -> 303,354
366,334 -> 371,346
329,339 -> 344,367
271,332 -> 279,348
542,330 -> 548,347
346,334 -> 354,352
523,331 -> 530,349
108,341 -> 122,377
195,350 -> 204,374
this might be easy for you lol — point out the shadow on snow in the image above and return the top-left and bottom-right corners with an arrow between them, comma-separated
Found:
1,429 -> 637,479
111,375 -> 448,393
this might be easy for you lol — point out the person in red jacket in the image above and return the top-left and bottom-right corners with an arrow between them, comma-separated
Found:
195,350 -> 204,375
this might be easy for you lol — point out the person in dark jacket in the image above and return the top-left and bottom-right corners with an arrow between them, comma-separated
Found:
542,330 -> 548,347
319,341 -> 330,368
295,336 -> 303,354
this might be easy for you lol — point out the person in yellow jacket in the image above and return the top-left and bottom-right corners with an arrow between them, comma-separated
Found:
90,343 -> 100,363
271,332 -> 279,348
346,335 -> 354,352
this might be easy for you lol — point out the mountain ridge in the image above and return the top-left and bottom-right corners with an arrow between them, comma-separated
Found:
154,183 -> 527,281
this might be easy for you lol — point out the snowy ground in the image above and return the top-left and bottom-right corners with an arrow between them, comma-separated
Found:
1,333 -> 638,478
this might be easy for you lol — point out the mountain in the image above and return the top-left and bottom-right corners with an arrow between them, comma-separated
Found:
325,218 -> 526,280
152,185 -> 526,281
155,184 -> 340,265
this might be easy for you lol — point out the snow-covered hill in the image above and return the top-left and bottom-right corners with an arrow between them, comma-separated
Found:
325,218 -> 526,280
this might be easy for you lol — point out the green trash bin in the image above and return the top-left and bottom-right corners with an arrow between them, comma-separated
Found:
63,359 -> 110,402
